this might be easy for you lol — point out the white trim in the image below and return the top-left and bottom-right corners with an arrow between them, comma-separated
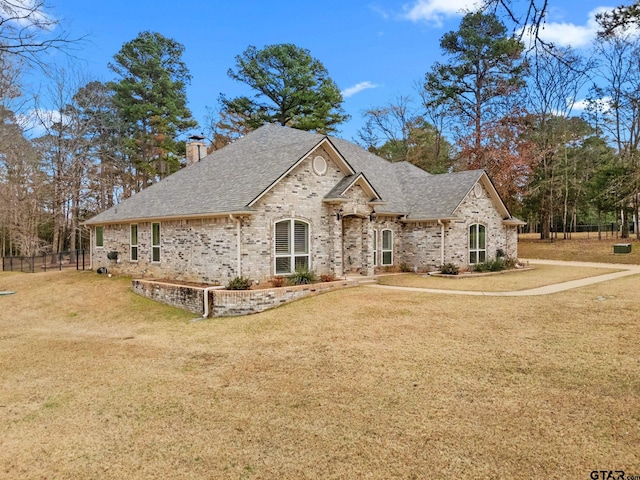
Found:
151,222 -> 161,263
373,229 -> 378,267
313,156 -> 328,175
95,226 -> 104,249
274,218 -> 311,275
381,229 -> 393,266
130,224 -> 138,262
469,223 -> 486,264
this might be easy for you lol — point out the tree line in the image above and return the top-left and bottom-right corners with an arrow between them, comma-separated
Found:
1,0 -> 639,256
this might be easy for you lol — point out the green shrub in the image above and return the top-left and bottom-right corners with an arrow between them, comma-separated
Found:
399,262 -> 412,273
473,258 -> 506,273
226,276 -> 252,290
289,269 -> 316,285
439,263 -> 459,275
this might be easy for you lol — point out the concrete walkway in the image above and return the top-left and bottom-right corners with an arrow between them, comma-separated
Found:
366,259 -> 640,297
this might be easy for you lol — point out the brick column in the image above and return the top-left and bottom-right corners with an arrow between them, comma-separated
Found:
331,207 -> 343,277
363,217 -> 375,276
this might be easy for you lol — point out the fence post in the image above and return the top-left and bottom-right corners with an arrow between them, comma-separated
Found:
82,249 -> 85,270
59,252 -> 62,271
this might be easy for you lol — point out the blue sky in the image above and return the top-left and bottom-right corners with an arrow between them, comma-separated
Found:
31,0 -> 617,141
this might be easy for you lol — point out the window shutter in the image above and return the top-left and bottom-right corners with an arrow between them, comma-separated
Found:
294,221 -> 308,254
275,221 -> 290,254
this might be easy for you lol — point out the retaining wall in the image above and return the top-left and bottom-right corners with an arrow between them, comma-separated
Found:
132,278 -> 361,317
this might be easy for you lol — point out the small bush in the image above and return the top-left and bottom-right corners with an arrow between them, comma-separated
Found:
320,273 -> 337,282
399,262 -> 412,273
496,248 -> 506,258
269,276 -> 286,287
439,263 -> 459,275
226,276 -> 252,290
473,258 -> 506,273
289,269 -> 316,285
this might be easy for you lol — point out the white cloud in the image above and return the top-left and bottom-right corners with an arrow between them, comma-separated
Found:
342,81 -> 380,98
401,0 -> 481,27
3,0 -> 56,29
532,7 -> 613,48
17,109 -> 68,138
571,96 -> 611,112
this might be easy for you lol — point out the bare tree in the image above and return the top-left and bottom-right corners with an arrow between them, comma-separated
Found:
524,47 -> 593,239
0,0 -> 79,69
592,33 -> 640,238
0,105 -> 46,256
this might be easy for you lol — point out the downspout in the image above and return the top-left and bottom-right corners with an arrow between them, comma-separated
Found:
437,219 -> 445,266
229,214 -> 242,276
197,285 -> 222,320
89,227 -> 93,270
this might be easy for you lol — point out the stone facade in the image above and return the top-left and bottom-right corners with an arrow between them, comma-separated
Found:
91,146 -> 518,285
93,217 -> 238,283
446,181 -> 518,265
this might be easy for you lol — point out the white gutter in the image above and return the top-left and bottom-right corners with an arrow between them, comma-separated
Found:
437,219 -> 445,266
229,214 -> 242,276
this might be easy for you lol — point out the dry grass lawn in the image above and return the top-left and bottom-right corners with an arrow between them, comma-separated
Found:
519,232 -> 640,264
377,264 -> 621,291
1,269 -> 639,479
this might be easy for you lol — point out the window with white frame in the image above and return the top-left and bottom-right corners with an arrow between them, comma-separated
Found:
373,229 -> 378,266
95,226 -> 104,248
151,223 -> 161,262
469,224 -> 486,264
130,224 -> 138,261
275,219 -> 310,274
381,229 -> 393,266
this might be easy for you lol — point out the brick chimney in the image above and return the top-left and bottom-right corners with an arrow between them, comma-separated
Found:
186,135 -> 207,166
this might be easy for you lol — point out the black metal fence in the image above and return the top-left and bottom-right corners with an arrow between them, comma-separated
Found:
2,250 -> 87,273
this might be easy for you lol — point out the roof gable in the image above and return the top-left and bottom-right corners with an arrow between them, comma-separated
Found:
324,172 -> 382,203
248,137 -> 355,207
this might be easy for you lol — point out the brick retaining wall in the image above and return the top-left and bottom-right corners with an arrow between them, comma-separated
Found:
132,278 -> 361,317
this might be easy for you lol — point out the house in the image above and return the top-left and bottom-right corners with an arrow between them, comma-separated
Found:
84,124 -> 525,284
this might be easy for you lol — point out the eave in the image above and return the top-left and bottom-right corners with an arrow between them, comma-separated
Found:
82,210 -> 255,226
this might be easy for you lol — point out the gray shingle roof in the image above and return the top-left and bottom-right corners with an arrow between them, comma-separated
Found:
85,125 -> 324,224
85,124 -> 510,225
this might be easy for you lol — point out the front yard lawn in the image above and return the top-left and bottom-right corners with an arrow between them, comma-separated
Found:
1,269 -> 638,478
376,264 -> 621,292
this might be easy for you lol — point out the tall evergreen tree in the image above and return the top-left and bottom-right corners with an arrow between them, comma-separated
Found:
424,12 -> 526,168
109,31 -> 196,190
219,43 -> 348,136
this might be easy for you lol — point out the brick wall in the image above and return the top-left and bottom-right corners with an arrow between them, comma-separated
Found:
92,149 -> 518,284
131,279 -> 223,314
131,278 -> 361,317
93,218 -> 239,284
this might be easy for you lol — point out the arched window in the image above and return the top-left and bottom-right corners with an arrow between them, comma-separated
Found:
469,224 -> 486,264
275,219 -> 310,274
381,229 -> 393,266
